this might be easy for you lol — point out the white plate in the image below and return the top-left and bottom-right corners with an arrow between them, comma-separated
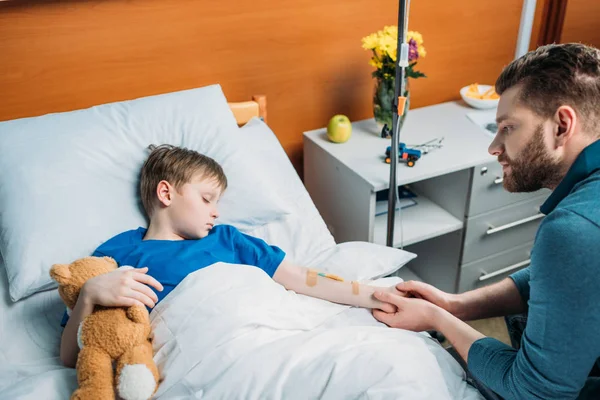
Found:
460,84 -> 499,109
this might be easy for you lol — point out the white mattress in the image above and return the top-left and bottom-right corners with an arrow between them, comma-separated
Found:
0,119 -> 482,399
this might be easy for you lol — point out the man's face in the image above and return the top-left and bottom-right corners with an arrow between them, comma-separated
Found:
488,86 -> 564,192
167,175 -> 222,240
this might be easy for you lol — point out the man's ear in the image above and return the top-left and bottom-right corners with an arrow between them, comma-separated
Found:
554,105 -> 577,147
50,264 -> 71,285
156,180 -> 173,206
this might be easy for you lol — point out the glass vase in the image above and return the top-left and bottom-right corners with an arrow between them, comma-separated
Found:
373,76 -> 410,136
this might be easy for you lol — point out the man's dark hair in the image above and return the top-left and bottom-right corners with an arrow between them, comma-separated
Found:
496,43 -> 600,134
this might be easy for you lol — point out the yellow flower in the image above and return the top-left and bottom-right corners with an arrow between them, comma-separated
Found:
379,34 -> 396,56
363,26 -> 426,68
408,31 -> 424,46
383,25 -> 398,38
407,31 -> 426,59
361,33 -> 379,50
369,57 -> 383,69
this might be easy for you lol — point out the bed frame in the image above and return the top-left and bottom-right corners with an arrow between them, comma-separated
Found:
228,95 -> 267,126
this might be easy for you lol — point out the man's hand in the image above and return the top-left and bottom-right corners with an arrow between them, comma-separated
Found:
395,280 -> 459,316
374,284 -> 409,312
371,290 -> 441,332
82,266 -> 164,309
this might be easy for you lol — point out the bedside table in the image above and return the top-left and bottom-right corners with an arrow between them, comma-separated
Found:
303,101 -> 549,293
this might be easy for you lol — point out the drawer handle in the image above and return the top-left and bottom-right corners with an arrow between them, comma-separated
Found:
494,176 -> 504,185
486,213 -> 544,235
479,259 -> 531,282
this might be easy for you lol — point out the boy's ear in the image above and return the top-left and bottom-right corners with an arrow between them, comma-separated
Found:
156,180 -> 172,206
50,264 -> 71,285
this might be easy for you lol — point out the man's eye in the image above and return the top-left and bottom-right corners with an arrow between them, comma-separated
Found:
499,125 -> 512,135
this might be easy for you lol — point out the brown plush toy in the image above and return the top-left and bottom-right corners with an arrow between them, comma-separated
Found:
50,256 -> 159,400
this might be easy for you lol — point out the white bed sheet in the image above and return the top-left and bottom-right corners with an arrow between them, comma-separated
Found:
149,263 -> 481,400
0,117 -> 483,399
0,261 -> 483,400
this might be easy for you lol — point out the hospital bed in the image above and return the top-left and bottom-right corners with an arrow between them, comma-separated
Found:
0,85 -> 484,399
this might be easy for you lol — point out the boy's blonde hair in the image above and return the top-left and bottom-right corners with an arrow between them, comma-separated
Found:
140,144 -> 228,217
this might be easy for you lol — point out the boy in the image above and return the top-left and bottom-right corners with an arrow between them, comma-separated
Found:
60,144 -> 402,368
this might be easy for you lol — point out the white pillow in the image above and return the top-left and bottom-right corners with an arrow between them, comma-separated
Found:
237,118 -> 338,263
310,242 -> 416,281
0,85 -> 290,301
237,118 -> 416,280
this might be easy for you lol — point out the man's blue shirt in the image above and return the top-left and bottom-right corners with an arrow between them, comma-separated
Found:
468,139 -> 600,399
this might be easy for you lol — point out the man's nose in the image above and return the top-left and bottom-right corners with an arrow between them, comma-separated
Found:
488,134 -> 503,157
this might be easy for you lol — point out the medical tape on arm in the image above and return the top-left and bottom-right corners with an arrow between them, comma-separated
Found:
351,281 -> 360,295
306,269 -> 318,287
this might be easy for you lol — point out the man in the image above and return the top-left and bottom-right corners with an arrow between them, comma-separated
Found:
372,43 -> 600,400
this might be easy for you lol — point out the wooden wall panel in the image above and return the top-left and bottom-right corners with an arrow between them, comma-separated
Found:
560,0 -> 600,47
0,0 -> 543,174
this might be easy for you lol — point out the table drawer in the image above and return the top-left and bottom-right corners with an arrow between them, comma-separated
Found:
462,196 -> 545,264
459,241 -> 533,293
468,161 -> 549,216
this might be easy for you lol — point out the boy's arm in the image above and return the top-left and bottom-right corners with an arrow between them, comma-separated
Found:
273,260 -> 399,311
59,267 -> 163,367
60,292 -> 95,368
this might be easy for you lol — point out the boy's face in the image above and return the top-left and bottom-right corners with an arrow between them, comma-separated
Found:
488,85 -> 563,192
166,174 -> 222,240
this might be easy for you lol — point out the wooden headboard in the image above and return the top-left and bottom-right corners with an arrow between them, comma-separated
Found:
0,0 -> 549,175
229,95 -> 267,126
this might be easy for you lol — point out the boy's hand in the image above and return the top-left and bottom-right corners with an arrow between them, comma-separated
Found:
82,267 -> 163,309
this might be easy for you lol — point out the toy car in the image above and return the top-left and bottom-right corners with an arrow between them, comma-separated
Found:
385,143 -> 422,167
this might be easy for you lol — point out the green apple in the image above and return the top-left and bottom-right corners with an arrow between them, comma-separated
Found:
327,114 -> 352,143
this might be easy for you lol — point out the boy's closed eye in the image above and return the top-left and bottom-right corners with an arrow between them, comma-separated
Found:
201,190 -> 221,204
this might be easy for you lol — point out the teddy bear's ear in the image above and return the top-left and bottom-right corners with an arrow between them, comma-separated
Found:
50,264 -> 71,285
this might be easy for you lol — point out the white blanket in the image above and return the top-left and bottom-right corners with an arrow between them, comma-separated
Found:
150,263 -> 474,399
0,261 -> 482,399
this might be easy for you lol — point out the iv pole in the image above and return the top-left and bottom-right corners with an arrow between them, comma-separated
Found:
385,0 -> 537,248
386,0 -> 410,247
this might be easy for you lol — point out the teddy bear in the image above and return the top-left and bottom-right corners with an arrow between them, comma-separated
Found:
50,256 -> 160,400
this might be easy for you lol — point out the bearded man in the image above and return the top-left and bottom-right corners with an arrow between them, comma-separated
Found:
373,43 -> 600,400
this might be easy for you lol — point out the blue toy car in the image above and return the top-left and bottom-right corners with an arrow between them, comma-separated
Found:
385,143 -> 422,167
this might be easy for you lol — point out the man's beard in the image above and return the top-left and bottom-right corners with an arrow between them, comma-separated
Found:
499,124 -> 563,192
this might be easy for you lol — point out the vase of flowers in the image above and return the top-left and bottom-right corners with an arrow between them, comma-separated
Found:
362,26 -> 427,133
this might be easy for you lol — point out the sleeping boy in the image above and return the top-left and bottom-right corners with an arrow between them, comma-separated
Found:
60,144 -> 403,368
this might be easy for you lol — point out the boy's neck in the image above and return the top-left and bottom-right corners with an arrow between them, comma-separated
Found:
143,217 -> 184,241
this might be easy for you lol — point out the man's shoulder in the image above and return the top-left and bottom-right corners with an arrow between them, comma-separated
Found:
534,207 -> 599,282
539,207 -> 599,244
558,170 -> 600,228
